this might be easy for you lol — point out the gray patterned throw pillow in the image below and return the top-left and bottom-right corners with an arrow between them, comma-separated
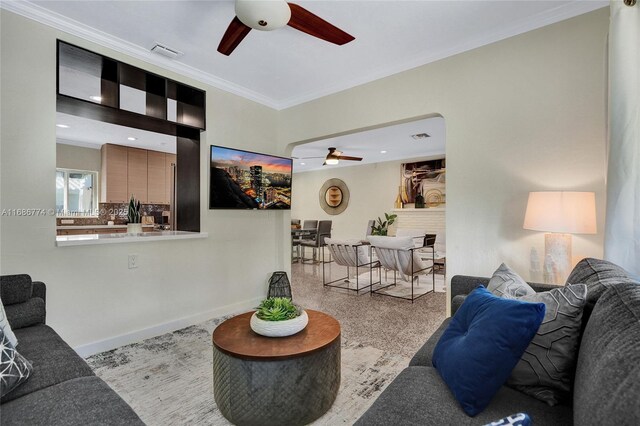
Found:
0,296 -> 18,347
0,328 -> 32,397
507,284 -> 587,406
487,263 -> 535,299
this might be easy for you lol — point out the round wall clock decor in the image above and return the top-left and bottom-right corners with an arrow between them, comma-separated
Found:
319,179 -> 350,215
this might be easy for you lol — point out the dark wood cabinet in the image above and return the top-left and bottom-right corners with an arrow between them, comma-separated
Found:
58,40 -> 202,232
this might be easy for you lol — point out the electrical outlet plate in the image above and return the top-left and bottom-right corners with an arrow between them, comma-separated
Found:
128,254 -> 138,269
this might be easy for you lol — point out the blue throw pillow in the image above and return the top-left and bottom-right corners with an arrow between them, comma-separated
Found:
432,285 -> 545,416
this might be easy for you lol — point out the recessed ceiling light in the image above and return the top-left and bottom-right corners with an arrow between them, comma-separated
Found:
380,150 -> 387,154
411,133 -> 430,140
300,162 -> 306,166
89,95 -> 102,102
127,137 -> 137,141
56,124 -> 70,128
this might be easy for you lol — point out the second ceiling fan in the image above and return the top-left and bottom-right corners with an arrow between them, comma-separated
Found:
295,147 -> 363,166
218,0 -> 355,56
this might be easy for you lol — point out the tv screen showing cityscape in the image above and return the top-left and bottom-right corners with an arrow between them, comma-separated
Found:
209,145 -> 292,210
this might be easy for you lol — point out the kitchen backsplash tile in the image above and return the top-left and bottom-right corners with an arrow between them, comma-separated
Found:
56,203 -> 170,226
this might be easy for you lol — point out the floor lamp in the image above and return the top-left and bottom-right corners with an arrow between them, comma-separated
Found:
523,191 -> 597,284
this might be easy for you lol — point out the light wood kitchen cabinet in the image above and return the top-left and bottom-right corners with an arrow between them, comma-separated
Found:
101,144 -> 173,206
147,150 -> 166,204
100,144 -> 128,203
127,147 -> 148,203
165,153 -> 176,205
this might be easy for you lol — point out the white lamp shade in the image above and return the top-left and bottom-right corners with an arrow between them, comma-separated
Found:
523,191 -> 597,234
236,0 -> 291,31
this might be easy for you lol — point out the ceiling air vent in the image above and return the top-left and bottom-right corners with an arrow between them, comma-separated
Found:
151,43 -> 183,59
411,133 -> 430,140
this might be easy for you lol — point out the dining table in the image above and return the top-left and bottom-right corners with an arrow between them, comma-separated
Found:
291,227 -> 317,262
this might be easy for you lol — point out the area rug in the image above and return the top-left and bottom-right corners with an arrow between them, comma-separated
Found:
86,316 -> 410,425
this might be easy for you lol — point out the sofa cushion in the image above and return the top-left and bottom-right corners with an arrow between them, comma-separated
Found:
487,263 -> 535,298
573,283 -> 640,425
451,295 -> 467,315
565,258 -> 639,326
1,325 -> 94,403
0,376 -> 144,425
0,328 -> 32,398
0,275 -> 33,305
4,298 -> 46,330
432,286 -> 545,416
409,318 -> 451,367
508,284 -> 587,406
354,367 -> 573,426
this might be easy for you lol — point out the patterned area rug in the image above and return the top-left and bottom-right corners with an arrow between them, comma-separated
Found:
86,317 -> 410,426
86,262 -> 447,424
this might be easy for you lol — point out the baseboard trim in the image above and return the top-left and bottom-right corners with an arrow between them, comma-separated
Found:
73,296 -> 263,358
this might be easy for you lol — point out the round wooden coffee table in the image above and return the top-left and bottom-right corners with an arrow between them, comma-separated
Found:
212,310 -> 341,426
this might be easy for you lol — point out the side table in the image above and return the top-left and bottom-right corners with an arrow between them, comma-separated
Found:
212,310 -> 341,426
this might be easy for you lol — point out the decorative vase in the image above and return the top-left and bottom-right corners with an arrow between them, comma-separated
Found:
127,223 -> 143,234
394,186 -> 403,209
250,310 -> 309,337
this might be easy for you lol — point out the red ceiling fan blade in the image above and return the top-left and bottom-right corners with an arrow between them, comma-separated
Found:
287,3 -> 355,46
337,155 -> 363,161
217,16 -> 252,56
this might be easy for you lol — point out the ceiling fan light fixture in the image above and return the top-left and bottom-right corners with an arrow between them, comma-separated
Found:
325,158 -> 339,165
236,0 -> 291,31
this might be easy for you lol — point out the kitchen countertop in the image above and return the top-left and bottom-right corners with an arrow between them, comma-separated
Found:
56,225 -> 154,229
56,231 -> 208,247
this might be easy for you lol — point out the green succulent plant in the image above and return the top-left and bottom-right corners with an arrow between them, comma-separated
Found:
128,195 -> 142,224
256,297 -> 301,321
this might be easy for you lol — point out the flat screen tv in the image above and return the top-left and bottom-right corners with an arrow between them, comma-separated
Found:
209,145 -> 292,210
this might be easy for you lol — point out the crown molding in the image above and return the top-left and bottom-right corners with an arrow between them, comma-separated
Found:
2,0 -> 607,111
0,0 -> 281,109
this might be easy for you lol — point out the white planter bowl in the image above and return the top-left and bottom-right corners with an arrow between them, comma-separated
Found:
250,310 -> 309,337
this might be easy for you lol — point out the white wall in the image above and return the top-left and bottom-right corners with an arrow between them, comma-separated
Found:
0,10 -> 288,355
56,143 -> 101,171
291,155 -> 443,240
280,9 -> 609,309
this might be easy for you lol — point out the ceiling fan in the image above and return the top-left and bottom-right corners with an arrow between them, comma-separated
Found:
294,147 -> 363,166
217,0 -> 355,56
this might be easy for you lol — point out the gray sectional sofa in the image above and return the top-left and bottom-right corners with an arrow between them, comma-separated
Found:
0,274 -> 144,425
356,259 -> 640,425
